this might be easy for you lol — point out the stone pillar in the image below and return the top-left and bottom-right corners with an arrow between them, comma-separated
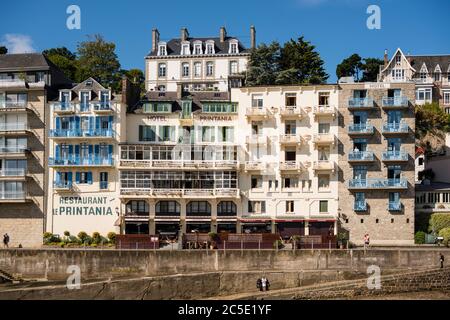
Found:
180,199 -> 187,234
210,199 -> 217,233
271,220 -> 276,234
304,221 -> 310,236
148,199 -> 156,235
334,220 -> 338,236
236,200 -> 242,234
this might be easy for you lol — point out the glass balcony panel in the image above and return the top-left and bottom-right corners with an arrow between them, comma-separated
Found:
348,178 -> 407,189
348,123 -> 374,134
354,201 -> 367,211
348,151 -> 374,161
382,96 -> 408,107
388,201 -> 402,211
348,97 -> 373,108
382,150 -> 408,161
382,122 -> 408,134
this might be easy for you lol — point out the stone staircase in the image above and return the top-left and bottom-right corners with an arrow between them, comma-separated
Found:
0,264 -> 22,283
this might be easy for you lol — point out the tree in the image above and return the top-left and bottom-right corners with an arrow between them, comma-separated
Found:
361,58 -> 384,82
111,68 -> 145,93
416,102 -> 450,153
76,34 -> 121,89
278,37 -> 328,84
245,42 -> 281,86
0,46 -> 7,54
336,54 -> 363,81
43,47 -> 78,81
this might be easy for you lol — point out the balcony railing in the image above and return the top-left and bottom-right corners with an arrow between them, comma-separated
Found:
0,168 -> 26,177
120,188 -> 239,198
354,201 -> 367,211
348,97 -> 373,108
0,101 -> 28,109
246,134 -> 267,145
52,102 -> 113,113
0,146 -> 28,153
49,129 -> 115,138
49,156 -> 114,166
348,178 -> 408,189
382,150 -> 408,161
279,134 -> 301,145
348,123 -> 374,135
388,201 -> 402,211
313,160 -> 335,171
348,151 -> 374,162
245,107 -> 269,118
0,123 -> 28,132
382,96 -> 409,108
52,102 -> 76,113
280,106 -> 303,118
54,181 -> 73,189
313,105 -> 336,117
382,122 -> 409,134
244,161 -> 265,171
313,133 -> 335,145
279,161 -> 303,171
0,191 -> 26,200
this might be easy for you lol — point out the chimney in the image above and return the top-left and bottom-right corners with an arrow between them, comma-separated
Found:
384,49 -> 388,67
180,27 -> 189,42
152,28 -> 160,52
220,26 -> 227,43
250,25 -> 256,49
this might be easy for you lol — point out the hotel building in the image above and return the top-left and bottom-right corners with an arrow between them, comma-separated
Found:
0,53 -> 71,247
46,78 -> 130,236
145,26 -> 254,92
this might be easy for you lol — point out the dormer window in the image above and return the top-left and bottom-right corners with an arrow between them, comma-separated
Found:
193,41 -> 202,55
229,40 -> 239,54
206,41 -> 215,54
157,42 -> 167,56
181,42 -> 190,55
395,55 -> 401,65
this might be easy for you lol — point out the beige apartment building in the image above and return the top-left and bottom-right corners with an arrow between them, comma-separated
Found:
0,53 -> 71,247
338,81 -> 416,245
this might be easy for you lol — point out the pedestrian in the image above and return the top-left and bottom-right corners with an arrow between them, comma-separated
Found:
256,278 -> 262,291
3,233 -> 10,248
439,253 -> 445,269
363,234 -> 370,250
261,276 -> 269,292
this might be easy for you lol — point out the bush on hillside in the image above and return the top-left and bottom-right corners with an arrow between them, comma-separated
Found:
439,228 -> 450,247
429,214 -> 450,233
414,231 -> 426,244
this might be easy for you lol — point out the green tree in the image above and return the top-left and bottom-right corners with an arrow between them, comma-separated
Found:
42,47 -> 76,60
42,47 -> 77,81
416,103 -> 450,140
76,34 -> 121,89
336,54 -> 363,81
0,46 -> 7,54
278,37 -> 328,84
361,57 -> 383,82
245,42 -> 281,86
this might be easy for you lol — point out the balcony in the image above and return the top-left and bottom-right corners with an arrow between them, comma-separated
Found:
52,102 -> 76,114
93,102 -> 114,113
245,107 -> 270,120
381,96 -> 409,109
0,101 -> 28,111
280,106 -> 303,119
313,105 -> 336,118
0,78 -> 26,88
246,134 -> 268,145
49,129 -> 115,139
348,98 -> 374,109
0,191 -> 28,202
348,151 -> 375,163
0,145 -> 28,157
313,160 -> 335,172
388,201 -> 402,211
279,161 -> 303,172
348,178 -> 408,190
279,134 -> 302,146
49,156 -> 114,167
120,188 -> 239,199
348,123 -> 374,136
382,122 -> 409,135
354,201 -> 367,212
313,133 -> 335,146
382,150 -> 408,162
244,161 -> 266,172
0,123 -> 29,134
54,181 -> 73,191
0,168 -> 26,179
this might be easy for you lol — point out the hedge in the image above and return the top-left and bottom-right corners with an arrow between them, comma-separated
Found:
429,214 -> 450,233
414,231 -> 426,244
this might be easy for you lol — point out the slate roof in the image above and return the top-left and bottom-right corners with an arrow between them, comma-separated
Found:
407,55 -> 450,73
0,53 -> 52,72
147,37 -> 250,57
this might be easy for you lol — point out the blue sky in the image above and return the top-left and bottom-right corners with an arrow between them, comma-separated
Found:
1,0 -> 449,82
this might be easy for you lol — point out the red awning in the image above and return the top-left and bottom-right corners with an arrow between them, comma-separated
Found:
274,219 -> 306,223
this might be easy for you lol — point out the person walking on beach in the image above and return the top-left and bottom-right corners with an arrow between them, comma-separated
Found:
3,233 -> 10,248
440,253 -> 445,269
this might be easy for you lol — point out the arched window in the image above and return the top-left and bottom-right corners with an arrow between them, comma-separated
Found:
187,201 -> 211,216
126,200 -> 149,216
217,201 -> 236,216
156,201 -> 180,216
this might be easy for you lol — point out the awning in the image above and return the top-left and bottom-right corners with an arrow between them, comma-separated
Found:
274,219 -> 306,223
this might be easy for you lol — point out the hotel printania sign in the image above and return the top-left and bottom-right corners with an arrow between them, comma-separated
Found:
53,196 -> 114,216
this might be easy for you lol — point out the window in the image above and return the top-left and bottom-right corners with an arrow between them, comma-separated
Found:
181,43 -> 190,55
201,126 -> 215,142
248,201 -> 265,214
318,92 -> 330,106
126,200 -> 149,215
194,62 -> 201,77
229,61 -> 238,74
416,88 -> 432,102
206,62 -> 214,76
251,175 -> 262,189
420,72 -> 427,80
218,126 -> 234,142
218,201 -> 236,216
138,125 -> 156,142
187,201 -> 211,216
159,125 -> 175,142
319,201 -> 328,213
193,43 -> 202,55
100,172 -> 108,189
156,201 -> 180,216
355,192 -> 366,211
182,63 -> 189,77
251,94 -> 263,108
158,44 -> 167,56
76,172 -> 92,184
302,179 -> 312,192
395,55 -> 401,65
158,63 -> 166,77
391,69 -> 405,81
444,92 -> 450,105
157,85 -> 166,92
318,123 -> 330,134
285,121 -> 296,134
285,93 -> 296,107
36,72 -> 45,82
286,201 -> 294,213
434,72 -> 441,82
206,42 -> 214,54
283,177 -> 298,189
229,41 -> 239,54
418,157 -> 424,166
318,175 -> 330,190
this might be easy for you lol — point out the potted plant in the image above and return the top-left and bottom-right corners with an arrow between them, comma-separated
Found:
208,232 -> 218,249
337,232 -> 349,249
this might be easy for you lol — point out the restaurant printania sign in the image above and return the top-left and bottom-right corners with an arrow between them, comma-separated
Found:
53,196 -> 114,216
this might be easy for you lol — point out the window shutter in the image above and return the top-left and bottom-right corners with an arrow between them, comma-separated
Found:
67,172 -> 72,182
108,145 -> 113,155
139,126 -> 143,141
74,116 -> 80,130
76,172 -> 80,184
94,145 -> 99,157
87,172 -> 93,184
95,117 -> 100,130
88,145 -> 93,155
55,172 -> 61,184
261,201 -> 266,213
74,145 -> 80,157
109,116 -> 113,129
55,117 -> 61,130
55,145 -> 60,157
68,145 -> 73,156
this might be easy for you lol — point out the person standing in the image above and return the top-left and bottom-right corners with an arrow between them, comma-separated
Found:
363,234 -> 370,250
256,278 -> 262,291
440,253 -> 445,269
3,233 -> 10,248
261,277 -> 268,292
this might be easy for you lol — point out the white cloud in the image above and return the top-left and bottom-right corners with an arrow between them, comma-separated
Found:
1,34 -> 35,53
